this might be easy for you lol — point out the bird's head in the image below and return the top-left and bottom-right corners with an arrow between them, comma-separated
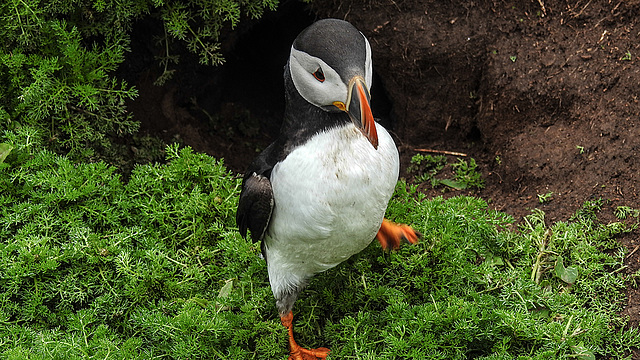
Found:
288,18 -> 378,149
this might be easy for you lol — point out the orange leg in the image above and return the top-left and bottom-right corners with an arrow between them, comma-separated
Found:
280,311 -> 330,360
376,219 -> 421,250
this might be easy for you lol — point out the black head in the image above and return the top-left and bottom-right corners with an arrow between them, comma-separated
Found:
287,19 -> 377,148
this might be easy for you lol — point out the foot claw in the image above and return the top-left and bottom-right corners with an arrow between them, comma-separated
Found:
288,346 -> 330,360
281,312 -> 331,360
376,219 -> 421,250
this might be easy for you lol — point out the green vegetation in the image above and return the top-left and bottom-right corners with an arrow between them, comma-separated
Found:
615,206 -> 640,220
1,139 -> 638,359
406,153 -> 447,185
620,51 -> 632,61
1,0 -> 278,160
449,157 -> 485,190
538,191 -> 554,204
0,2 -> 638,358
408,153 -> 485,190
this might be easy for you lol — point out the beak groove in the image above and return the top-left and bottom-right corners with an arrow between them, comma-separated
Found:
341,76 -> 379,149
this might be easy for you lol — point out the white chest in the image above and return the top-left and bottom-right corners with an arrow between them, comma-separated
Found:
266,122 -> 399,277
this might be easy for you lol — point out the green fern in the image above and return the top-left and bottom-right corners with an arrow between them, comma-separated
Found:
1,0 -> 279,160
1,142 -> 638,358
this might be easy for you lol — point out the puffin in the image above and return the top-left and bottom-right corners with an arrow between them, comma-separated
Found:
236,18 -> 420,360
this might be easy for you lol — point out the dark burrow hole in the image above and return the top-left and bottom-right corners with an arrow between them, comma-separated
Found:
120,2 -> 395,170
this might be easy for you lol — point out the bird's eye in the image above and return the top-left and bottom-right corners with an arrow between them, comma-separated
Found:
313,68 -> 325,82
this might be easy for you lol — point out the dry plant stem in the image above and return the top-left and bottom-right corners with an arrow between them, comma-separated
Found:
413,148 -> 468,157
531,229 -> 552,284
538,0 -> 547,16
626,245 -> 640,259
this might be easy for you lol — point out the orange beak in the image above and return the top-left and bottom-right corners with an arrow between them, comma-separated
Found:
333,76 -> 378,149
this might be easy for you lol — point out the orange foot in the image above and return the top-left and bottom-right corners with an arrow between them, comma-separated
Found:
376,218 -> 421,250
281,311 -> 330,360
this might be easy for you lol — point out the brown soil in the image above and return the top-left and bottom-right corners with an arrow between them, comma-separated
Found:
121,0 -> 640,354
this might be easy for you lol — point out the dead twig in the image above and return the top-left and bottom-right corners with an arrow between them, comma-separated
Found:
413,148 -> 468,157
538,0 -> 547,16
626,245 -> 640,259
572,0 -> 593,18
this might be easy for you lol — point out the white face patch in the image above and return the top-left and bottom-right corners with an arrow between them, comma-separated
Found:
289,46 -> 348,109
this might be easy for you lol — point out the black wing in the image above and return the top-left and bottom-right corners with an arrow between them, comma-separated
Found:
236,172 -> 274,241
236,140 -> 286,242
